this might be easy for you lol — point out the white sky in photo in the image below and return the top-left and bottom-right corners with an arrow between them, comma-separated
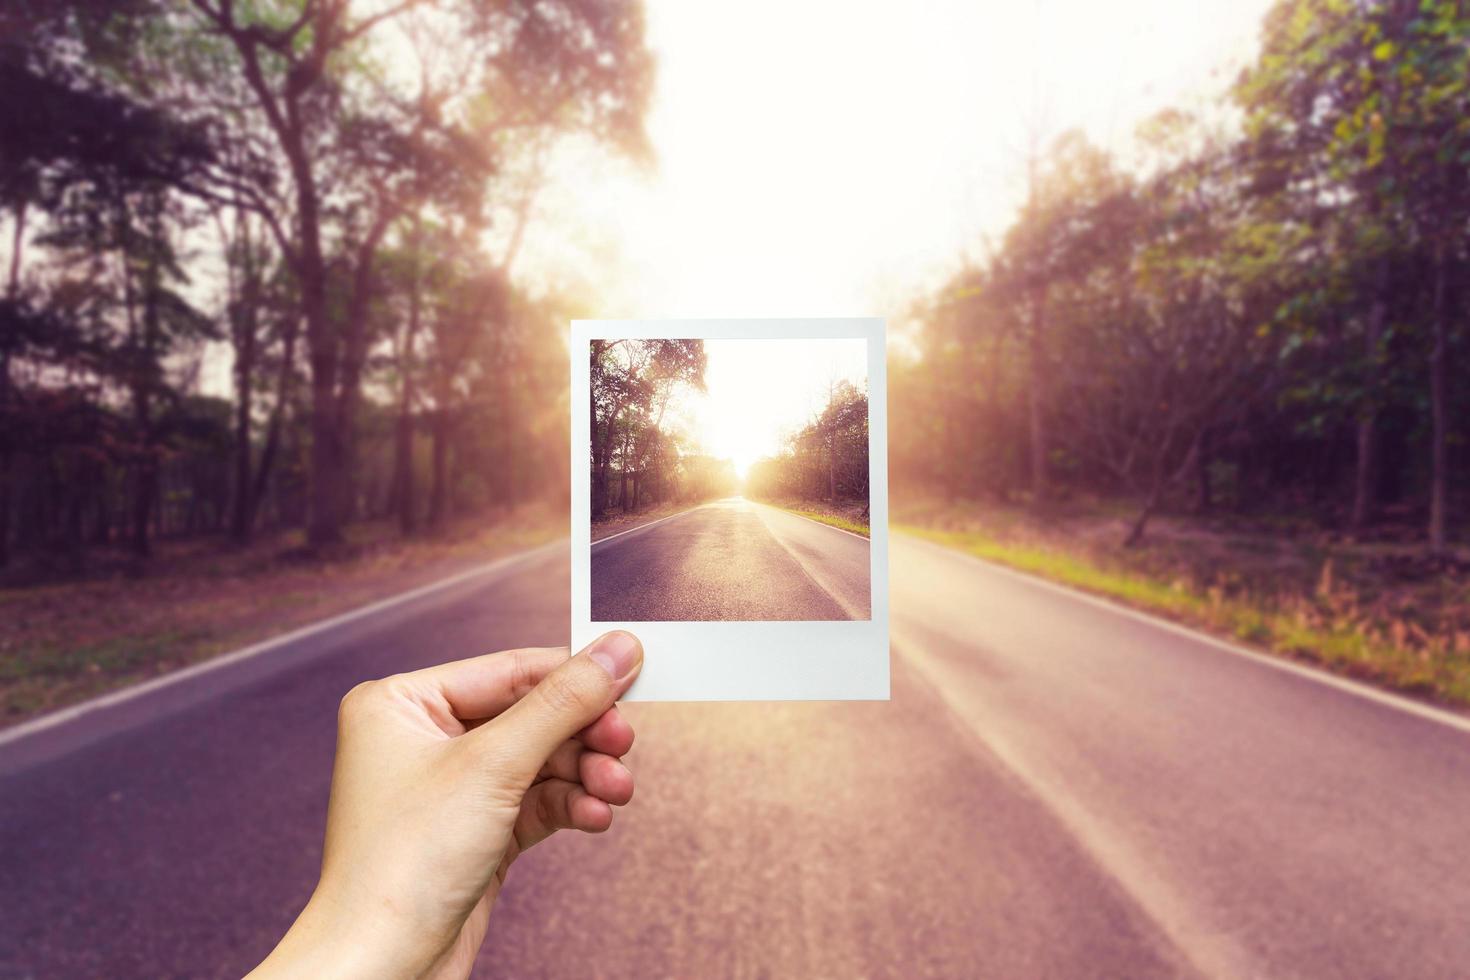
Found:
670,337 -> 867,477
520,0 -> 1278,319
191,0 -> 1279,395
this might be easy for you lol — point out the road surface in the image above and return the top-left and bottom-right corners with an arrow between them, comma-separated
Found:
591,498 -> 870,621
4,536 -> 1470,978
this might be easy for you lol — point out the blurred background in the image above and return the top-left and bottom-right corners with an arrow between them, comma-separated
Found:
3,1 -> 1470,977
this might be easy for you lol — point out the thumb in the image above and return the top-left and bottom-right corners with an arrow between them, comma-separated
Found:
478,630 -> 643,782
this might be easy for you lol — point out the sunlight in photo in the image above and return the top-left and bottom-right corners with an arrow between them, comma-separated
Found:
677,338 -> 868,483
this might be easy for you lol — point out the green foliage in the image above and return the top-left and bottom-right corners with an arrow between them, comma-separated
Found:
589,338 -> 716,517
746,382 -> 869,505
899,523 -> 1470,706
770,505 -> 870,538
1,0 -> 654,563
896,0 -> 1468,550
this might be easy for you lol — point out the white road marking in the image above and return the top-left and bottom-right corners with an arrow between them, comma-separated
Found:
755,501 -> 872,541
590,505 -> 708,550
900,533 -> 1470,736
753,501 -> 870,620
0,540 -> 562,749
895,632 -> 1258,979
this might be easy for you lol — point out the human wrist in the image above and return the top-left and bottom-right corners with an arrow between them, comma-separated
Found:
249,883 -> 446,980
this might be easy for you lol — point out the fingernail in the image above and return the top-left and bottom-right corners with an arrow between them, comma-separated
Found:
587,631 -> 641,681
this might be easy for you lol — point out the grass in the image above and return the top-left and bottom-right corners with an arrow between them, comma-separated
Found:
781,507 -> 870,537
757,498 -> 871,537
0,504 -> 565,727
895,499 -> 1470,709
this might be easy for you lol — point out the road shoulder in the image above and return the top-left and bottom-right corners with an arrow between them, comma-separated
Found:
0,541 -> 563,774
590,502 -> 707,543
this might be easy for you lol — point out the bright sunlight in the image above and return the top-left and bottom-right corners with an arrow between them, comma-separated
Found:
676,338 -> 867,481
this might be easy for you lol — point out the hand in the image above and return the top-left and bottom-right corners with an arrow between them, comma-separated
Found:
249,631 -> 644,980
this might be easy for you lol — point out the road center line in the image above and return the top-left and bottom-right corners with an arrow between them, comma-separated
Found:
895,632 -> 1257,978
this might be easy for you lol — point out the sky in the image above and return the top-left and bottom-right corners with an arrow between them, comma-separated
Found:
518,0 -> 1279,320
669,337 -> 868,477
195,0 -> 1280,395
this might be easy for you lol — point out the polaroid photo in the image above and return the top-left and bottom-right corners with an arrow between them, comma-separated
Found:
570,318 -> 890,701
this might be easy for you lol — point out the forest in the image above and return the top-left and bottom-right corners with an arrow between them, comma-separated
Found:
588,338 -> 740,520
0,0 -> 651,576
3,0 -> 1466,583
745,380 -> 870,515
892,0 -> 1468,555
587,337 -> 871,526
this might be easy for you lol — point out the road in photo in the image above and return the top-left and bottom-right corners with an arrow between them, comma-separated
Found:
6,538 -> 1470,977
590,498 -> 870,622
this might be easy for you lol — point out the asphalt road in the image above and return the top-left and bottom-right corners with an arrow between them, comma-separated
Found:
4,536 -> 1470,978
590,498 -> 870,621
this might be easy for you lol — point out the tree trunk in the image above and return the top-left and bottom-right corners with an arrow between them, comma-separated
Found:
277,130 -> 353,549
228,211 -> 262,543
1427,242 -> 1448,556
0,348 -> 9,569
1124,481 -> 1162,548
63,459 -> 85,574
214,21 -> 365,550
1194,428 -> 1212,513
1350,297 -> 1387,531
131,459 -> 157,558
230,314 -> 257,543
307,353 -> 343,547
590,342 -> 606,516
331,219 -> 391,535
393,221 -> 423,535
0,199 -> 23,568
393,404 -> 416,534
1027,290 -> 1049,502
94,484 -> 110,545
828,429 -> 837,501
125,223 -> 158,560
429,412 -> 449,530
1124,427 -> 1200,548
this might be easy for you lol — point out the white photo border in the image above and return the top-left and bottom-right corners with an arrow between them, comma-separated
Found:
571,318 -> 890,702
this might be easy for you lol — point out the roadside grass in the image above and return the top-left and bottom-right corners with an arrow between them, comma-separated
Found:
590,500 -> 695,542
758,498 -> 870,537
0,504 -> 564,727
896,500 -> 1470,709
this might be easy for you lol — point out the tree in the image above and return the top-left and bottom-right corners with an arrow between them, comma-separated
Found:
0,5 -> 217,562
747,382 -> 869,508
30,87 -> 218,556
181,0 -> 652,547
588,339 -> 706,517
1238,0 -> 1470,551
995,132 -> 1130,503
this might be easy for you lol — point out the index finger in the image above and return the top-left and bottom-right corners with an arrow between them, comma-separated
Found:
415,646 -> 571,723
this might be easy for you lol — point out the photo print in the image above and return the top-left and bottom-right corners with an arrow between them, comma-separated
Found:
571,319 -> 890,701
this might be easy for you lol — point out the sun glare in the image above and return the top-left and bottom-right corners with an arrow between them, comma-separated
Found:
674,338 -> 867,480
517,0 -> 1277,317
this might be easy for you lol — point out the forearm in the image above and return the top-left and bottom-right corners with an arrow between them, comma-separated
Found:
248,885 -> 440,980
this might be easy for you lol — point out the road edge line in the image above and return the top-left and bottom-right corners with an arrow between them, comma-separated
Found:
757,501 -> 872,541
752,505 -> 868,621
0,540 -> 562,749
590,504 -> 705,549
902,533 -> 1470,737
